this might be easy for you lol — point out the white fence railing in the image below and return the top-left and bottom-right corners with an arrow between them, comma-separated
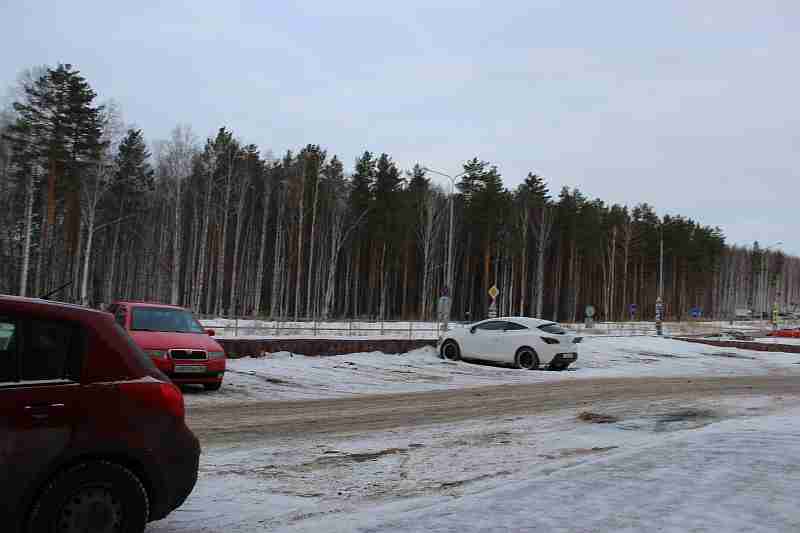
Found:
198,317 -> 798,340
198,318 -> 442,340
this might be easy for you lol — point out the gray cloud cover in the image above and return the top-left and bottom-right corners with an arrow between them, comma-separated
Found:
2,0 -> 798,253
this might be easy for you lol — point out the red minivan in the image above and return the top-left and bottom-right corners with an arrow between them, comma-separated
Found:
108,301 -> 226,391
0,295 -> 200,533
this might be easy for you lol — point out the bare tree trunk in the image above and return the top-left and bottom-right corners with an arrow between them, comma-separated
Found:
168,199 -> 180,304
194,176 -> 213,311
519,209 -> 528,316
323,217 -> 345,319
270,185 -> 286,317
305,169 -> 320,317
294,171 -> 305,320
379,243 -> 388,319
532,206 -> 553,318
253,174 -> 272,316
19,166 -> 37,296
552,250 -> 561,322
229,171 -> 249,315
106,199 -> 123,302
215,162 -> 233,315
621,219 -> 632,320
353,248 -> 361,318
170,176 -> 182,305
80,199 -> 97,306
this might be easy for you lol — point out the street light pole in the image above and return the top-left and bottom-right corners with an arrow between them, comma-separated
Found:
762,241 -> 783,324
659,228 -> 664,302
422,167 -> 467,297
448,187 -> 454,295
655,222 -> 664,335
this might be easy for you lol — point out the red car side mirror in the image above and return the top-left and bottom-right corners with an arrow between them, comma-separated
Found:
205,329 -> 215,336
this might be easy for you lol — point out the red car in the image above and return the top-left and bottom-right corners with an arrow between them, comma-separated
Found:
0,295 -> 199,533
108,301 -> 226,391
768,328 -> 800,338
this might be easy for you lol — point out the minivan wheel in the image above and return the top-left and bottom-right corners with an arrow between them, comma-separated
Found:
204,381 -> 222,391
27,461 -> 149,533
515,348 -> 540,370
441,340 -> 461,361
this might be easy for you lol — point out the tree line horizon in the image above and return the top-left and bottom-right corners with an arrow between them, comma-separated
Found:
1,64 -> 798,322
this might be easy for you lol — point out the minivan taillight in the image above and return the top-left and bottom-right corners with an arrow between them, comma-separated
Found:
119,381 -> 185,421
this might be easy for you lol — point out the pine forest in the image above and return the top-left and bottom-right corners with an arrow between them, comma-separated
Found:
2,64 -> 798,322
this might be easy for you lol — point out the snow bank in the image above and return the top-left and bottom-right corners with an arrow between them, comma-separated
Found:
182,337 -> 800,406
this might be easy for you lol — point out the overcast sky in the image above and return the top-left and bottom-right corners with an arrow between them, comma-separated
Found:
2,0 -> 798,254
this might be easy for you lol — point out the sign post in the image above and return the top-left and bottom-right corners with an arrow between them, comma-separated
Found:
437,287 -> 452,334
655,298 -> 664,336
585,305 -> 595,329
488,285 -> 499,319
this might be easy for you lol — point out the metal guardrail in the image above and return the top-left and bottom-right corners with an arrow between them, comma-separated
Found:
198,317 -> 800,340
198,318 -> 443,340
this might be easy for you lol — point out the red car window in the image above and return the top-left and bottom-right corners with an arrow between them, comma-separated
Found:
131,307 -> 204,334
0,319 -> 18,382
23,320 -> 82,382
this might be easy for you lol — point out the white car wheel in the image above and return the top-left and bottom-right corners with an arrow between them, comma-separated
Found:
441,340 -> 461,361
515,348 -> 539,370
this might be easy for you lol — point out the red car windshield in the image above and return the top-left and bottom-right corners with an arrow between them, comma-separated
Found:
131,307 -> 205,334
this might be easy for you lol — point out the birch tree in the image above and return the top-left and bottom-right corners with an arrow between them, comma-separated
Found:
162,125 -> 196,305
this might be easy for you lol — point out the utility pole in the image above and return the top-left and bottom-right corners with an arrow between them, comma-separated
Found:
422,167 -> 467,301
659,230 -> 664,302
656,223 -> 664,336
763,242 -> 783,324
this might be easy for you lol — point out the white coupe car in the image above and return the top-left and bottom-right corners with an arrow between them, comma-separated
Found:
438,316 -> 581,370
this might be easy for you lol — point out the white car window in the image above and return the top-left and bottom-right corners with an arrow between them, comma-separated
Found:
503,322 -> 528,331
474,321 -> 505,331
538,323 -> 567,335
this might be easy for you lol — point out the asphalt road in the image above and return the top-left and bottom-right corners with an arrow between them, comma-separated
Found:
186,375 -> 800,446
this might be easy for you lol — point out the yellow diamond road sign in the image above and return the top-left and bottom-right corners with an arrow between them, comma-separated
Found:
488,285 -> 499,299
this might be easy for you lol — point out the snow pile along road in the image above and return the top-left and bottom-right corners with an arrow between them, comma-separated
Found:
183,336 -> 800,406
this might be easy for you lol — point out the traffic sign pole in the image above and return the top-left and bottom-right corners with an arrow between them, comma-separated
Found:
488,285 -> 499,319
655,298 -> 664,336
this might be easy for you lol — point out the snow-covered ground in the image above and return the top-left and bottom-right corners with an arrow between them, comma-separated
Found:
277,399 -> 800,533
151,394 -> 800,532
147,336 -> 800,532
183,337 -> 800,406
